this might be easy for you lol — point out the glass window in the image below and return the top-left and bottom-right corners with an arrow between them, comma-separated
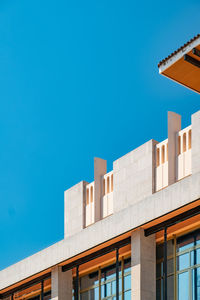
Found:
124,290 -> 131,299
156,230 -> 200,300
80,290 -> 89,300
177,253 -> 190,271
124,274 -> 131,291
177,234 -> 194,252
78,257 -> 130,300
156,279 -> 162,300
178,271 -> 189,300
2,278 -> 51,300
80,271 -> 99,300
192,267 -> 200,300
191,248 -> 200,266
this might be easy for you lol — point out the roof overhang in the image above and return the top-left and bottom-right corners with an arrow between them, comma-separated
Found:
158,34 -> 200,94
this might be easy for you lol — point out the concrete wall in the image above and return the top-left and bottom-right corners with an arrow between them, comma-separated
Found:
0,171 -> 200,290
192,110 -> 200,174
64,181 -> 88,239
51,266 -> 72,300
113,139 -> 157,212
131,229 -> 156,300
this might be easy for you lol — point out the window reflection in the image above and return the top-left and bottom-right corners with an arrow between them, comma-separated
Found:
156,229 -> 200,300
79,257 -> 131,300
2,278 -> 51,300
178,272 -> 189,300
177,253 -> 190,271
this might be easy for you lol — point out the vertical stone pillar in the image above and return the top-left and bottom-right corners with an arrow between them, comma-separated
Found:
131,229 -> 156,300
94,157 -> 107,222
191,110 -> 200,174
51,266 -> 72,300
168,111 -> 181,185
64,181 -> 88,239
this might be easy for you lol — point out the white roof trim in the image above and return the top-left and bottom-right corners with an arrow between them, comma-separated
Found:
159,37 -> 200,74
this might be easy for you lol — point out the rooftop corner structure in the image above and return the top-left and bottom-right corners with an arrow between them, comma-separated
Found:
1,111 -> 200,300
0,39 -> 200,300
158,34 -> 200,93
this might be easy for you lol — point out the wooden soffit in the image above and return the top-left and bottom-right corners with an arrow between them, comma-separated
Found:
158,35 -> 200,94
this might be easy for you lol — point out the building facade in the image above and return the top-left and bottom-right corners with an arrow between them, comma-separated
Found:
0,35 -> 200,300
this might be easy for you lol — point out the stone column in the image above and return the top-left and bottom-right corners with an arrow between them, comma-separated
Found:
168,111 -> 181,185
94,157 -> 107,222
191,110 -> 200,174
131,229 -> 156,300
51,266 -> 72,300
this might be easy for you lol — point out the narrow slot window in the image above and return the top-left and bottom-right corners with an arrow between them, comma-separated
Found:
183,133 -> 186,152
156,148 -> 160,167
161,145 -> 165,164
107,176 -> 110,194
111,174 -> 113,192
86,188 -> 89,205
188,129 -> 191,149
90,186 -> 93,203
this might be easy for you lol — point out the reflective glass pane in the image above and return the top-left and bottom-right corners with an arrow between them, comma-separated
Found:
119,277 -> 122,293
80,272 -> 98,290
177,235 -> 194,252
101,284 -> 105,297
177,253 -> 190,271
156,244 -> 163,261
190,249 -> 200,266
105,282 -> 111,296
112,280 -> 116,294
198,268 -> 200,299
124,290 -> 131,299
178,271 -> 189,300
156,279 -> 162,300
124,274 -> 131,291
192,267 -> 200,300
156,263 -> 162,278
90,287 -> 99,300
196,233 -> 200,245
113,296 -> 122,300
197,248 -> 200,265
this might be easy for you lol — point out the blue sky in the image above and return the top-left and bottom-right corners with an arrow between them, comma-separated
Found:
0,0 -> 199,270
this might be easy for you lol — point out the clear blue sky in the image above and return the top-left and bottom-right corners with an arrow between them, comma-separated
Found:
0,0 -> 199,270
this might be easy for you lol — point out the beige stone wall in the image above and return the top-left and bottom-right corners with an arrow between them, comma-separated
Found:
64,181 -> 88,239
113,139 -> 157,212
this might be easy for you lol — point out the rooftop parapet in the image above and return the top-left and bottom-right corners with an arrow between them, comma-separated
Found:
64,111 -> 200,239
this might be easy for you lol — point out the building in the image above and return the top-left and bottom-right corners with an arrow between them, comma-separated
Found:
0,35 -> 200,300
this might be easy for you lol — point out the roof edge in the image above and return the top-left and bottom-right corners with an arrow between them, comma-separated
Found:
158,34 -> 200,72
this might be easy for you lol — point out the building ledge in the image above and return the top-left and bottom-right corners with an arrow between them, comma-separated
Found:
1,171 -> 200,292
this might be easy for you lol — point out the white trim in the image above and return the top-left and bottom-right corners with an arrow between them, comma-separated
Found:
159,37 -> 200,74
